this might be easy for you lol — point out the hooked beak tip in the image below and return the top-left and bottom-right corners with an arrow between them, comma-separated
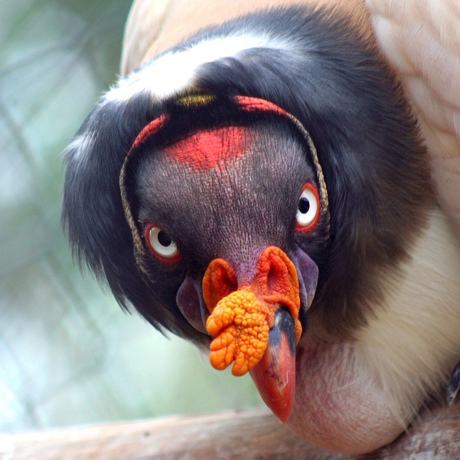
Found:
250,307 -> 297,423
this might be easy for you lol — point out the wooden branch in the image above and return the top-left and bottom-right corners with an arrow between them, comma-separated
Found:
2,404 -> 459,459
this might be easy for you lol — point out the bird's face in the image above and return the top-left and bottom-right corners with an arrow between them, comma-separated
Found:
122,100 -> 328,421
62,3 -> 460,453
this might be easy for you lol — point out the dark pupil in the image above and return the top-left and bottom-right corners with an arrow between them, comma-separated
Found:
158,230 -> 172,247
298,197 -> 310,214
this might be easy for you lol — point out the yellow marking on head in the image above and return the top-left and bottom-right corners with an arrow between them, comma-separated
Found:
176,93 -> 216,108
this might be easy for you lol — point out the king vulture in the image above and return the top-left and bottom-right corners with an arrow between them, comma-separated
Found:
62,0 -> 460,453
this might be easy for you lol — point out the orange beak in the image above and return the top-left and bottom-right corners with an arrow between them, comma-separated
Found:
203,246 -> 302,422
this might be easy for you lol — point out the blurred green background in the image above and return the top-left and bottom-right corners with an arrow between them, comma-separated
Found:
0,0 -> 262,433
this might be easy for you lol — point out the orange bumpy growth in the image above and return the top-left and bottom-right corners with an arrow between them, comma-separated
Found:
206,289 -> 271,376
203,247 -> 302,376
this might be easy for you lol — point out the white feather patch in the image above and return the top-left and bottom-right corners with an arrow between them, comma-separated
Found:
105,33 -> 294,103
357,208 -> 460,424
70,33 -> 295,164
66,131 -> 95,163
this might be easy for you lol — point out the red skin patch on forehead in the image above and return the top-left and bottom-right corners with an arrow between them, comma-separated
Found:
163,126 -> 249,171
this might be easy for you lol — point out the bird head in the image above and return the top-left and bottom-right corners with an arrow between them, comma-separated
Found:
119,94 -> 329,421
62,6 -> 444,453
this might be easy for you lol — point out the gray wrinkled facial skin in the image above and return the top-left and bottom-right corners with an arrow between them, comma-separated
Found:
135,123 -> 317,267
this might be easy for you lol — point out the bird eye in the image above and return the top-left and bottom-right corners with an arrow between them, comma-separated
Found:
296,183 -> 320,233
144,224 -> 181,262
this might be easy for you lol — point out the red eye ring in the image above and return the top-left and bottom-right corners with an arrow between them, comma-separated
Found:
144,223 -> 182,264
295,183 -> 320,233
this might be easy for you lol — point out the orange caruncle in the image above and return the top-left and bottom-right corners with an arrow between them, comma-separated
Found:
206,290 -> 271,376
203,246 -> 302,376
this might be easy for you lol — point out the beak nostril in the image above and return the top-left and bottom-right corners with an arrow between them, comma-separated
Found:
220,270 -> 238,296
261,248 -> 292,297
266,263 -> 283,294
202,258 -> 238,312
